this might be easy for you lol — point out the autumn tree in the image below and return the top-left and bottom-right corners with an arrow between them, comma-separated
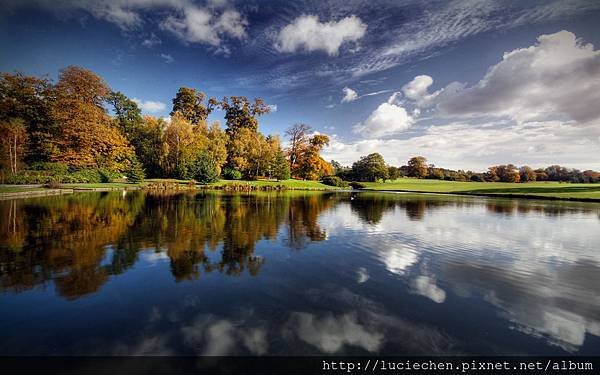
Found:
519,166 -> 537,182
136,116 -> 169,177
219,96 -> 270,177
534,168 -> 548,181
204,121 -> 228,176
285,123 -> 312,172
171,87 -> 217,126
0,118 -> 28,174
486,164 -> 520,182
407,156 -> 428,178
0,72 -> 55,163
164,113 -> 207,179
296,134 -> 332,180
50,66 -> 135,171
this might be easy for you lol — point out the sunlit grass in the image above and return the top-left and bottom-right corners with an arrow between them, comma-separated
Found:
362,178 -> 600,200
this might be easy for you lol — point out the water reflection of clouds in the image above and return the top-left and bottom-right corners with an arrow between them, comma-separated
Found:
182,316 -> 268,356
319,198 -> 600,352
410,276 -> 446,304
114,286 -> 457,356
285,312 -> 383,353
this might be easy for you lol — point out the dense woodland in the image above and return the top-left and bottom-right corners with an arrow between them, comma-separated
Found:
0,66 -> 330,184
1,66 -> 598,186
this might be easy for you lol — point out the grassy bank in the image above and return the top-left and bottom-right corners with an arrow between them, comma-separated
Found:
361,179 -> 600,201
3,178 -> 600,201
0,179 -> 339,195
207,179 -> 339,190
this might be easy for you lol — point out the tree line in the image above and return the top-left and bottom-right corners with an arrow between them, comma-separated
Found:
331,154 -> 600,183
1,66 -> 597,186
0,66 -> 333,184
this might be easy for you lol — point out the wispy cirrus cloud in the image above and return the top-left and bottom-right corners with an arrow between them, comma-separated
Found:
159,53 -> 174,63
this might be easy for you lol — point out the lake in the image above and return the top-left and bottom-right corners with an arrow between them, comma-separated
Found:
1,190 -> 599,355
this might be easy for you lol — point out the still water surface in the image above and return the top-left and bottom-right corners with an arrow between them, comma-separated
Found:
1,191 -> 599,355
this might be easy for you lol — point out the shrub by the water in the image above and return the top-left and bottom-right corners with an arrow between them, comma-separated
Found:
192,152 -> 219,184
45,179 -> 63,189
321,175 -> 349,187
222,167 -> 243,180
349,181 -> 367,189
5,167 -> 120,184
126,159 -> 145,183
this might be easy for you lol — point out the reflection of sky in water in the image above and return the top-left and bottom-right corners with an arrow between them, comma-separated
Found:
0,192 -> 599,355
319,198 -> 600,353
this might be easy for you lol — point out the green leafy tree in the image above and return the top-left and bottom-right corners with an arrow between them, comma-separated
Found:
171,87 -> 216,125
272,149 -> 291,180
126,157 -> 145,183
220,96 -> 271,135
388,165 -> 401,180
192,152 -> 219,184
108,91 -> 143,139
351,153 -> 389,182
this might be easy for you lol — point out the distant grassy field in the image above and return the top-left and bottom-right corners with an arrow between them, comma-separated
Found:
361,178 -> 600,201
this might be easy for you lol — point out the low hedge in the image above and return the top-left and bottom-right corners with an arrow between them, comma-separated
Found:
5,168 -> 121,184
321,175 -> 349,188
349,181 -> 367,189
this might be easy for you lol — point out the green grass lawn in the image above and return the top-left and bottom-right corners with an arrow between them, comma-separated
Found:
3,178 -> 599,201
361,178 -> 600,200
0,186 -> 46,193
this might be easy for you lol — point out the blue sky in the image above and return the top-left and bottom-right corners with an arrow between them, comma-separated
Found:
1,0 -> 599,170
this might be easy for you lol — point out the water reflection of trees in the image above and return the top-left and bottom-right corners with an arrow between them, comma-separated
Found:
2,191 -> 598,300
0,191 -> 333,299
348,193 -> 600,224
349,193 -> 474,223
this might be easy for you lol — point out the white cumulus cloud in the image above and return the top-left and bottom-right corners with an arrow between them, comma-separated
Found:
341,87 -> 358,103
275,15 -> 367,56
133,98 -> 167,113
437,30 -> 600,124
160,5 -> 247,46
352,93 -> 416,137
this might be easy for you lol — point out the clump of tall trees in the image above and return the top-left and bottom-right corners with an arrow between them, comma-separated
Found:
0,66 -> 326,184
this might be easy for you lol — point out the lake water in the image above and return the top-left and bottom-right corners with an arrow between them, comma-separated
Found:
1,191 -> 599,355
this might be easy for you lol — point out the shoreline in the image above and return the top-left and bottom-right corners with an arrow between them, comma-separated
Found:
2,183 -> 600,203
365,189 -> 600,203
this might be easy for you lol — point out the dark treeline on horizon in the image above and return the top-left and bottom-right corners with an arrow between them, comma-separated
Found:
332,153 -> 600,184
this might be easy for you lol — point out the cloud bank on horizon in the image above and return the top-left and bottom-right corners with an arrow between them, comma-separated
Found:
2,0 -> 600,170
